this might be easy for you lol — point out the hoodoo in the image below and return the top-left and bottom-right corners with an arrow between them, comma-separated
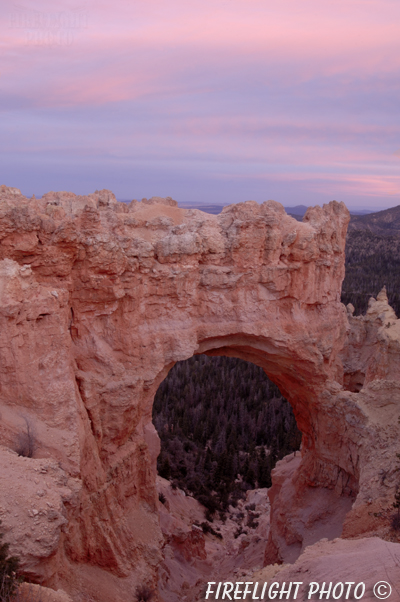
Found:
0,186 -> 399,600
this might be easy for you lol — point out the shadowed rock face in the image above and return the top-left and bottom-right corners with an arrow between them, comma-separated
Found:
0,186 -> 399,599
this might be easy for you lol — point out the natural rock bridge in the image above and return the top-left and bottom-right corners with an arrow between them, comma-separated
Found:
0,186 -> 399,600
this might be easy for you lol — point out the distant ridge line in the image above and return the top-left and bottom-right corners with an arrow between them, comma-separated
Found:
117,198 -> 386,219
176,202 -> 377,218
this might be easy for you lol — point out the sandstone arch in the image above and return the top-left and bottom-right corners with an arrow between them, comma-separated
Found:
0,186 -> 399,599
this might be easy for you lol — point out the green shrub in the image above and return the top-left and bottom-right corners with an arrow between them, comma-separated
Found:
15,418 -> 36,459
135,585 -> 154,601
200,522 -> 222,539
0,521 -> 20,602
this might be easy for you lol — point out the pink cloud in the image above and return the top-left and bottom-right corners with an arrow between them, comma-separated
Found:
1,0 -> 399,207
221,171 -> 400,200
2,0 -> 400,108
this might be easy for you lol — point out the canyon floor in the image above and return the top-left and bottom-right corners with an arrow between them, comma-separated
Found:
157,454 -> 400,601
158,475 -> 270,602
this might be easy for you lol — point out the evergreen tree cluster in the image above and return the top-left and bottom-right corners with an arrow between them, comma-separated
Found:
341,230 -> 400,316
152,355 -> 301,516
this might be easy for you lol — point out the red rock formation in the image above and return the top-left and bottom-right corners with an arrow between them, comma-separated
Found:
0,185 -> 399,599
17,583 -> 73,602
256,536 -> 400,601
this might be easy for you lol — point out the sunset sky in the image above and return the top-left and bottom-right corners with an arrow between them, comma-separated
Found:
1,0 -> 400,209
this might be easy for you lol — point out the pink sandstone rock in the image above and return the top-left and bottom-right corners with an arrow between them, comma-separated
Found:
0,185 -> 399,599
255,537 -> 400,601
18,583 -> 73,602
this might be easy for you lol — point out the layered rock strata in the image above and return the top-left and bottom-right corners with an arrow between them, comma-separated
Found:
0,185 -> 399,598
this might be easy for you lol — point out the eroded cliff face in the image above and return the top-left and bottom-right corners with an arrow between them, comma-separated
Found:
0,185 -> 399,599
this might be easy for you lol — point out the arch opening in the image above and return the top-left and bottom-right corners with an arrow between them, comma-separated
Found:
149,343 -> 358,596
153,353 -> 302,517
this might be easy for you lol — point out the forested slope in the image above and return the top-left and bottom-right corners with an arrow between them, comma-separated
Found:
341,224 -> 400,316
153,355 -> 301,516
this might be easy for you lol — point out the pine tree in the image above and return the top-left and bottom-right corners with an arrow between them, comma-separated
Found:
393,488 -> 400,517
159,455 -> 171,480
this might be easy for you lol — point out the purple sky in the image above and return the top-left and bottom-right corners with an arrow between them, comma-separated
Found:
1,0 -> 400,210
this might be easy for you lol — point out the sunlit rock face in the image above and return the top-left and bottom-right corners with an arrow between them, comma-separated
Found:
0,185 -> 399,598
